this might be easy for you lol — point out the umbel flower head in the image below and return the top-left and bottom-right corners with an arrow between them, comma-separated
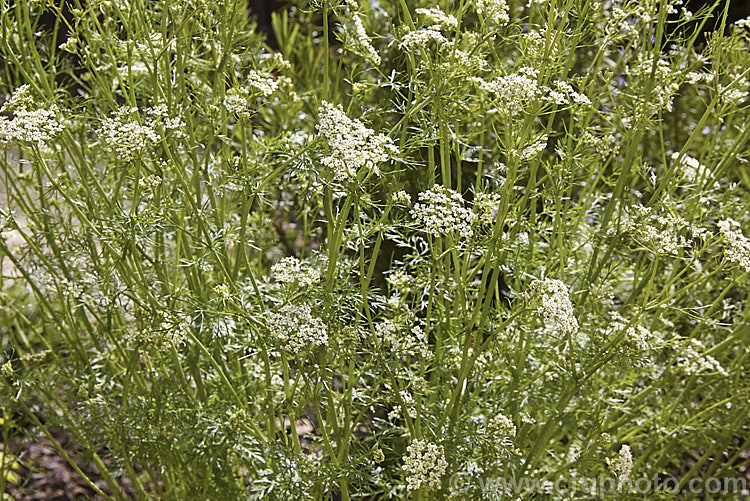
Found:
415,6 -> 459,29
0,85 -> 64,147
410,185 -> 474,239
316,101 -> 398,183
529,278 -> 579,335
344,0 -> 381,65
402,439 -> 448,491
474,0 -> 510,25
607,444 -> 633,488
271,256 -> 320,287
97,105 -> 185,160
399,28 -> 448,50
267,303 -> 328,353
471,66 -> 544,117
717,218 -> 750,272
488,412 -> 516,438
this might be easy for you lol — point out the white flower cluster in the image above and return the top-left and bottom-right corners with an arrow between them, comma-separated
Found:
521,30 -> 547,57
386,269 -> 418,291
471,67 -> 544,116
677,339 -> 728,376
519,134 -> 548,160
610,312 -> 651,352
628,56 -> 680,112
224,89 -> 251,115
267,303 -> 328,353
247,69 -> 281,96
670,152 -> 717,187
607,445 -> 633,488
402,440 -> 448,491
316,101 -> 398,182
410,186 -> 474,239
345,0 -> 381,65
375,319 -> 430,358
97,105 -> 185,160
685,71 -> 705,85
224,71 -> 290,116
605,5 -> 637,35
473,192 -> 501,225
415,6 -> 459,29
474,0 -> 510,25
718,72 -> 749,105
0,85 -> 64,147
441,43 -> 488,73
213,283 -> 231,301
399,28 -> 448,50
474,67 -> 590,117
2,84 -> 34,112
530,278 -> 579,335
718,218 -> 750,272
349,16 -> 381,64
59,36 -> 78,53
271,256 -> 321,287
549,81 -> 591,106
139,174 -> 162,190
630,205 -> 692,256
581,131 -> 619,159
488,412 -> 516,438
391,190 -> 411,206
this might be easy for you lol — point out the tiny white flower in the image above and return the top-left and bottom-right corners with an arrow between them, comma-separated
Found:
224,91 -> 251,115
0,85 -> 64,147
271,256 -> 321,287
317,101 -> 398,182
488,412 -> 516,437
399,28 -> 448,50
607,445 -> 633,488
267,303 -> 328,353
530,278 -> 579,335
96,105 -> 184,160
718,218 -> 750,272
474,0 -> 510,25
677,338 -> 728,376
391,190 -> 411,206
410,186 -> 474,239
344,1 -> 381,65
402,440 -> 448,491
471,67 -> 546,117
247,69 -> 280,96
473,192 -> 501,225
415,6 -> 459,30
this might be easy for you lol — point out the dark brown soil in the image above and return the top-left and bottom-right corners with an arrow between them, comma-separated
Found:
3,426 -> 134,501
